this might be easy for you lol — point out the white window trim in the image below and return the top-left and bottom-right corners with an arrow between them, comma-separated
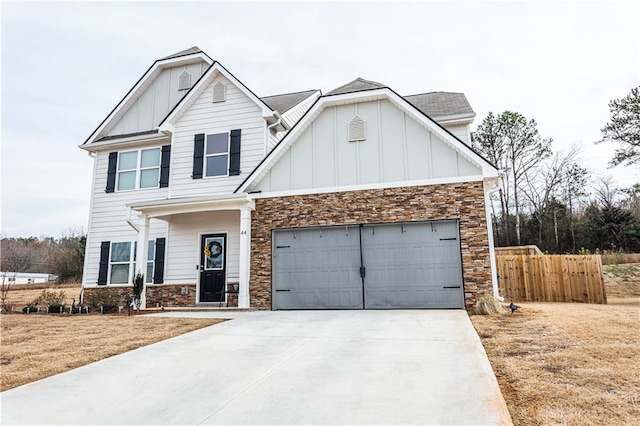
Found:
108,242 -> 133,285
204,132 -> 230,178
108,240 -> 155,285
116,147 -> 161,191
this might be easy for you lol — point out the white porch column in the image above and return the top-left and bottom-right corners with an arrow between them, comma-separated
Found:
238,207 -> 252,308
136,214 -> 150,309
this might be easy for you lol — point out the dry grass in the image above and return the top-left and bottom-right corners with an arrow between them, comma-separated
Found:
0,315 -> 223,391
603,263 -> 640,298
471,262 -> 640,426
2,282 -> 82,312
601,252 -> 640,265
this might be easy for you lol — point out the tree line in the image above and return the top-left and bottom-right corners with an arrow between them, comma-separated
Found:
472,86 -> 640,254
1,229 -> 86,283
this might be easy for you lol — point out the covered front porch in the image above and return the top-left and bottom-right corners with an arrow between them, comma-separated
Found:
127,194 -> 254,308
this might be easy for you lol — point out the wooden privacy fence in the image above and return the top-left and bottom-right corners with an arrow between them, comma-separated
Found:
496,254 -> 607,304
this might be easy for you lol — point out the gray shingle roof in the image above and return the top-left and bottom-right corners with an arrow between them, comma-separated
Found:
261,89 -> 319,114
325,78 -> 387,96
160,46 -> 203,61
403,92 -> 474,119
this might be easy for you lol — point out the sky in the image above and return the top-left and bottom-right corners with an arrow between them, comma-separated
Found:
1,1 -> 639,237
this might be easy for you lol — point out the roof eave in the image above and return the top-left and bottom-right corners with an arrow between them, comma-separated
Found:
431,112 -> 476,124
79,131 -> 170,152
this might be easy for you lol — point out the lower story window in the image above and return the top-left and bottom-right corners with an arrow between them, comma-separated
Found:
109,241 -> 154,284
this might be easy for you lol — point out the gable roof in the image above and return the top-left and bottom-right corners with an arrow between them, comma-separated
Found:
158,60 -> 277,130
325,77 -> 387,96
83,47 -> 213,145
404,92 -> 475,120
261,89 -> 320,114
236,86 -> 497,194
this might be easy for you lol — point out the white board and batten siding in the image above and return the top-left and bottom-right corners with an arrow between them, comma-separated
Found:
106,63 -> 208,137
164,211 -> 240,284
253,99 -> 482,193
442,123 -> 471,144
169,75 -> 268,197
84,148 -> 169,286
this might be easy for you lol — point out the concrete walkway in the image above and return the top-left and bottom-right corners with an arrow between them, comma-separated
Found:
1,310 -> 512,425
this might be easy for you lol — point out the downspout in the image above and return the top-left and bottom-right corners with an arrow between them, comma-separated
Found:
126,207 -> 140,232
484,177 -> 503,301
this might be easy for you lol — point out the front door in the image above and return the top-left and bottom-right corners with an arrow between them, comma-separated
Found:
200,233 -> 227,303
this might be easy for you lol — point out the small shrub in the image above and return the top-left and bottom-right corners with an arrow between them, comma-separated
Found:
100,304 -> 119,314
47,303 -> 65,314
84,288 -> 125,309
71,306 -> 90,314
31,289 -> 66,308
22,306 -> 38,314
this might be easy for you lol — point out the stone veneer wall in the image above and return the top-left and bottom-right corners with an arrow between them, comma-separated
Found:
250,181 -> 492,310
82,286 -> 133,307
146,284 -> 197,307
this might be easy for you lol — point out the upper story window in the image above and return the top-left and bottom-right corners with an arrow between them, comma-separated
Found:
117,148 -> 161,191
106,146 -> 170,193
192,130 -> 240,179
205,133 -> 229,177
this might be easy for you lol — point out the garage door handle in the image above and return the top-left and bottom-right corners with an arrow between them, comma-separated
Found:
443,286 -> 461,289
439,237 -> 457,241
276,289 -> 290,292
276,245 -> 291,249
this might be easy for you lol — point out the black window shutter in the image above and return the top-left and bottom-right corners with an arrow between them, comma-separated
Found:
98,241 -> 110,285
153,238 -> 166,284
192,134 -> 205,179
159,145 -> 171,187
106,152 -> 118,193
229,129 -> 241,176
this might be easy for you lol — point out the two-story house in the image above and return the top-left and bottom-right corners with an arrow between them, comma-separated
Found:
80,46 -> 500,310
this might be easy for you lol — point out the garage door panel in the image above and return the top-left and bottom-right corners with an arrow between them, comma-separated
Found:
273,226 -> 362,309
362,221 -> 463,309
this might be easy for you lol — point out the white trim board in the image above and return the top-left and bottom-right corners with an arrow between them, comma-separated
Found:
247,175 -> 486,199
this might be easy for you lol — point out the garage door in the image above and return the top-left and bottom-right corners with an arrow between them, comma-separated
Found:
272,220 -> 464,310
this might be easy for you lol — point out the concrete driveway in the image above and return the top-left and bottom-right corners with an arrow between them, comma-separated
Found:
1,310 -> 512,425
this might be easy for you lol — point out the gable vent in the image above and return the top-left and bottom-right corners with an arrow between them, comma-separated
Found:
178,70 -> 191,91
348,115 -> 366,142
212,81 -> 227,103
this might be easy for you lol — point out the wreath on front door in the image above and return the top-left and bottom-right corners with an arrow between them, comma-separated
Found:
204,240 -> 223,259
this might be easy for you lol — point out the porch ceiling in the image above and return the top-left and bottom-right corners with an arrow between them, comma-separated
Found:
127,194 -> 254,219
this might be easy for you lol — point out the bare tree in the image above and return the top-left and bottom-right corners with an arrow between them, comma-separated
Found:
561,162 -> 589,252
472,111 -> 552,245
1,238 -> 35,272
522,148 -> 579,249
0,272 -> 15,313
